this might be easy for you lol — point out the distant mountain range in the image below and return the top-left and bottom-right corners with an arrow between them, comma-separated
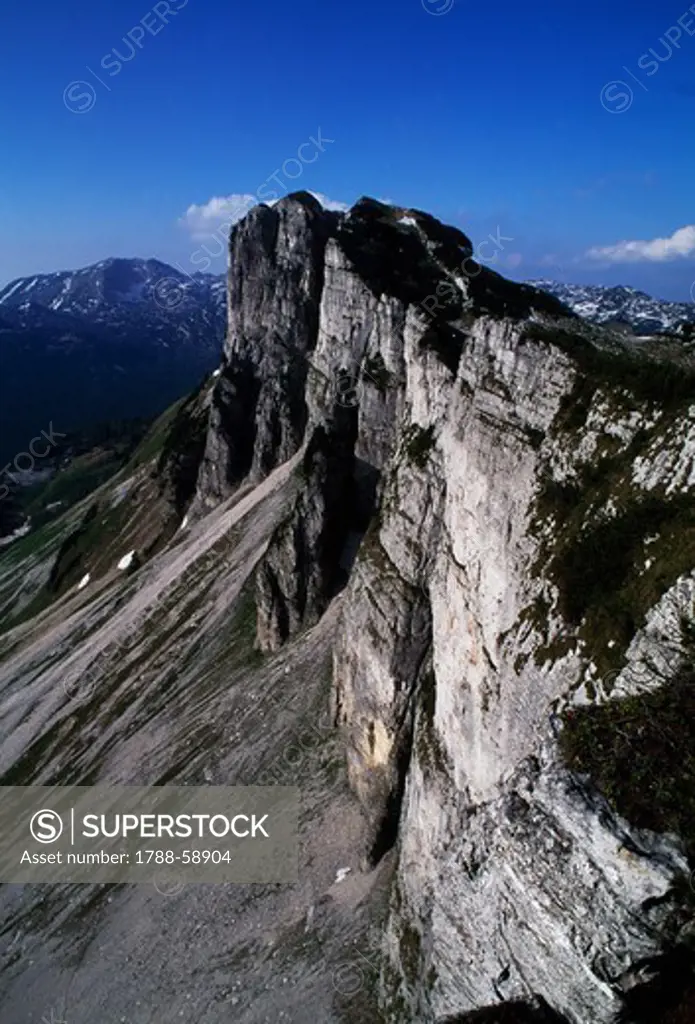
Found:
530,279 -> 695,336
0,257 -> 225,466
2,256 -> 693,473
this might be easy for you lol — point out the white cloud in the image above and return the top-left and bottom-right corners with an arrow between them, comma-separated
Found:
309,192 -> 350,213
179,194 -> 257,239
180,191 -> 349,239
587,224 -> 695,263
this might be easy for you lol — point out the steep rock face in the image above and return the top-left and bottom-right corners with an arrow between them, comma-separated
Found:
356,335 -> 695,1022
252,199 -> 567,652
193,193 -> 332,511
256,411 -> 357,651
194,194 -> 695,1023
333,318 -> 573,862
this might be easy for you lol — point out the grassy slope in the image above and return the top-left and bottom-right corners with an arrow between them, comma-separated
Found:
0,386 -> 210,632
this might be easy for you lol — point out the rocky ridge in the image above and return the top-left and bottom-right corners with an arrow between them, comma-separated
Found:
191,193 -> 695,1022
1,194 -> 695,1023
529,280 -> 695,337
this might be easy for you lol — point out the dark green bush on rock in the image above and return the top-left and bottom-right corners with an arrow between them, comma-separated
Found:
403,425 -> 435,468
560,667 -> 695,859
442,998 -> 569,1022
336,198 -> 463,316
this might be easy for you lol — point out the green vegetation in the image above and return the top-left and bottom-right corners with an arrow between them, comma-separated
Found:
416,669 -> 450,778
523,321 -> 695,412
563,678 -> 695,1024
525,426 -> 545,451
123,398 -> 186,470
398,920 -> 422,988
525,315 -> 695,679
156,382 -> 210,514
616,947 -> 695,1024
0,516 -> 65,566
560,663 -> 695,858
403,425 -> 435,469
335,198 -> 463,316
467,268 -> 567,323
443,1002 -> 570,1022
21,455 -> 121,531
47,503 -> 101,593
7,416 -> 151,535
532,439 -> 695,677
553,373 -> 598,432
1,392 -> 203,629
418,322 -> 468,374
396,205 -> 474,272
551,495 -> 685,627
363,353 -> 391,392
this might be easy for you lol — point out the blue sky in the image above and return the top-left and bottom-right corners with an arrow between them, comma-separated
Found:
1,0 -> 694,298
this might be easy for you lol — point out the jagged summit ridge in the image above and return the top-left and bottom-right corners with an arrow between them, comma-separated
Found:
192,193 -> 571,511
530,278 -> 695,336
0,255 -> 225,318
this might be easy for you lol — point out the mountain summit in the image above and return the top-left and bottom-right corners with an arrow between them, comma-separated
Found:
0,256 -> 225,318
0,257 -> 225,466
530,279 -> 695,336
1,195 -> 695,1023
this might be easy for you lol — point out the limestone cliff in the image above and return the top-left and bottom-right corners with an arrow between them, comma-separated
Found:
193,193 -> 695,1023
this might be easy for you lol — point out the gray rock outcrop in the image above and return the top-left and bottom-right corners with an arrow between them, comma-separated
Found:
192,193 -> 695,1023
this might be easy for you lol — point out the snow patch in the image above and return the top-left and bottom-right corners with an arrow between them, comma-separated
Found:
117,551 -> 136,571
0,279 -> 26,304
0,520 -> 32,547
77,573 -> 91,591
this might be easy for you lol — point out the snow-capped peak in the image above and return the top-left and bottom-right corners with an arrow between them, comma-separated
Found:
530,279 -> 694,336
